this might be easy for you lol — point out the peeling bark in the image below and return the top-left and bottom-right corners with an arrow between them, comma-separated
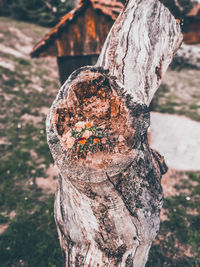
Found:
47,0 -> 182,266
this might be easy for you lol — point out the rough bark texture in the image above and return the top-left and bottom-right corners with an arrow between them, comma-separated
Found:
46,0 -> 182,266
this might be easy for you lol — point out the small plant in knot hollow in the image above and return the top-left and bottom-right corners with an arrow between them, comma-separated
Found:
70,121 -> 117,157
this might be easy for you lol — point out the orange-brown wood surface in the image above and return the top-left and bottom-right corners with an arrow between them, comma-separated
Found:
55,7 -> 114,57
184,4 -> 200,44
183,30 -> 200,44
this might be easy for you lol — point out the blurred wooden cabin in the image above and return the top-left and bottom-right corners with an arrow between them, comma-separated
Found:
183,3 -> 200,45
30,0 -> 123,84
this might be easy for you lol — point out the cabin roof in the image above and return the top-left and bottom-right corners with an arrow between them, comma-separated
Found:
30,0 -> 123,58
186,3 -> 200,18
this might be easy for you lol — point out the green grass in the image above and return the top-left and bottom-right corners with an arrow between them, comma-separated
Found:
0,198 -> 63,267
0,104 -> 62,266
0,17 -> 61,266
0,113 -> 62,266
147,172 -> 200,267
15,58 -> 31,66
151,69 -> 200,122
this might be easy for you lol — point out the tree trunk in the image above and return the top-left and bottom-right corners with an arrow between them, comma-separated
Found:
46,0 -> 182,266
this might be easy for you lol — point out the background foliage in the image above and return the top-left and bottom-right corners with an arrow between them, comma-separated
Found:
0,0 -> 75,26
0,0 -> 198,29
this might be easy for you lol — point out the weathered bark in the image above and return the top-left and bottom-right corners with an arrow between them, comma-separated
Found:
97,0 -> 182,105
46,0 -> 182,266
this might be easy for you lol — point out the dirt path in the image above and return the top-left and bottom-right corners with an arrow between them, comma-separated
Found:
151,112 -> 200,171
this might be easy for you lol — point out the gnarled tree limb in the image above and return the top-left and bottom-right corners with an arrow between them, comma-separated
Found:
97,0 -> 182,105
46,0 -> 182,266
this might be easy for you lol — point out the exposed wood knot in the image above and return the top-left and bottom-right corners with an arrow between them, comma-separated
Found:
53,67 -> 139,168
155,65 -> 162,80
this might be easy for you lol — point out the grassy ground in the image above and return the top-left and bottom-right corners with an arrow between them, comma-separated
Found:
149,48 -> 200,266
147,171 -> 200,266
0,17 -> 200,266
150,69 -> 200,122
0,17 -> 62,266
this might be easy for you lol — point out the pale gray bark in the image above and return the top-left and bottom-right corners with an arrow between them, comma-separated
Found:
46,0 -> 182,266
97,0 -> 182,105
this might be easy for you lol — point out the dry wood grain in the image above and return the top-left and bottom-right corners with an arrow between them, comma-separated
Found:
97,0 -> 182,105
